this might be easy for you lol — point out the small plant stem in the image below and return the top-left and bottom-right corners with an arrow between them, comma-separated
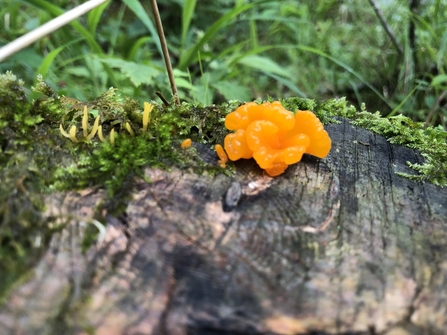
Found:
367,0 -> 403,55
149,0 -> 180,106
408,0 -> 420,71
426,89 -> 447,125
0,0 -> 108,62
156,91 -> 170,107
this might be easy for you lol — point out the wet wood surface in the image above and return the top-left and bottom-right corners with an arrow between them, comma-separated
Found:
1,118 -> 447,335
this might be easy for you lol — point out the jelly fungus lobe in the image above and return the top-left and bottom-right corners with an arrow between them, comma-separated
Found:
222,101 -> 331,176
181,138 -> 192,148
215,144 -> 228,168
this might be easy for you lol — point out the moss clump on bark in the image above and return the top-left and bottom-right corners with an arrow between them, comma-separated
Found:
0,72 -> 236,301
0,72 -> 61,302
283,96 -> 447,186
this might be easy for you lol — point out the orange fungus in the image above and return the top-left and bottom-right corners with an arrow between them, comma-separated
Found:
215,144 -> 228,168
222,101 -> 331,177
181,138 -> 192,148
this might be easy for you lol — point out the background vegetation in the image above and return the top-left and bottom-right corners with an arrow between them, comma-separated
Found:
1,0 -> 446,126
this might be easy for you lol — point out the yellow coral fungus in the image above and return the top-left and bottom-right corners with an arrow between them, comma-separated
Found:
82,106 -> 89,137
125,122 -> 135,136
181,138 -> 192,148
142,102 -> 154,131
215,144 -> 228,168
60,107 -> 100,142
60,124 -> 71,140
110,128 -> 115,146
223,101 -> 331,177
86,116 -> 100,140
59,124 -> 79,143
98,125 -> 106,142
69,125 -> 79,143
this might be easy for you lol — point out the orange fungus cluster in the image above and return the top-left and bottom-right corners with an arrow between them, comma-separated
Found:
181,138 -> 192,148
222,101 -> 331,177
215,144 -> 228,168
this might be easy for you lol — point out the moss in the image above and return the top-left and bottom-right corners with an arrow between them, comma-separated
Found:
314,97 -> 358,122
0,72 -> 43,148
349,108 -> 447,186
279,96 -> 447,186
0,72 -> 62,303
49,88 -> 233,197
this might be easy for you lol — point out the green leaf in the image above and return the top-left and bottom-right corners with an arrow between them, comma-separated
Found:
387,83 -> 421,117
90,109 -> 99,117
266,72 -> 307,98
22,0 -> 123,88
178,3 -> 256,69
295,45 -> 391,108
36,38 -> 83,78
121,0 -> 163,58
127,36 -> 152,61
431,74 -> 447,87
13,49 -> 43,69
98,58 -> 160,86
225,45 -> 274,66
87,0 -> 110,34
181,0 -> 197,49
191,81 -> 213,105
173,69 -> 191,77
36,47 -> 64,79
237,55 -> 291,78
212,81 -> 252,101
65,66 -> 91,77
173,69 -> 194,89
175,78 -> 194,90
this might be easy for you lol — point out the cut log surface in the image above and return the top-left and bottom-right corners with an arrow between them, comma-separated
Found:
1,119 -> 447,335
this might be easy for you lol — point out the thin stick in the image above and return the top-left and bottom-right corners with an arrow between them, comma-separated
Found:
367,0 -> 403,55
0,0 -> 108,62
156,91 -> 170,107
149,0 -> 180,106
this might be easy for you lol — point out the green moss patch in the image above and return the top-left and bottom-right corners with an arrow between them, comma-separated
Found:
288,97 -> 447,186
0,72 -> 61,302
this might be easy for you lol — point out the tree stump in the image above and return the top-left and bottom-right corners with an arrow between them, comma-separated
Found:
1,118 -> 446,335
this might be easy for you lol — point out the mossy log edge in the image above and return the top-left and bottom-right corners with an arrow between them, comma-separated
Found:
1,119 -> 447,335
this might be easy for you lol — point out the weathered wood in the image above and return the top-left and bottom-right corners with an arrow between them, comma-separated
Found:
1,119 -> 447,335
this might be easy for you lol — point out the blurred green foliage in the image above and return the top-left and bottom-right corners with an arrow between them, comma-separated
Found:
1,0 -> 446,126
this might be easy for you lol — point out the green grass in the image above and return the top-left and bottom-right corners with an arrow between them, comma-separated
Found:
0,0 -> 446,126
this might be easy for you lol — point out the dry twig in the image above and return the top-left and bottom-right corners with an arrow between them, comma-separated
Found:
149,0 -> 180,106
367,0 -> 403,55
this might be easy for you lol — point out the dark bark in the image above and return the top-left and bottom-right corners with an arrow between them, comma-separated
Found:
1,119 -> 447,335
